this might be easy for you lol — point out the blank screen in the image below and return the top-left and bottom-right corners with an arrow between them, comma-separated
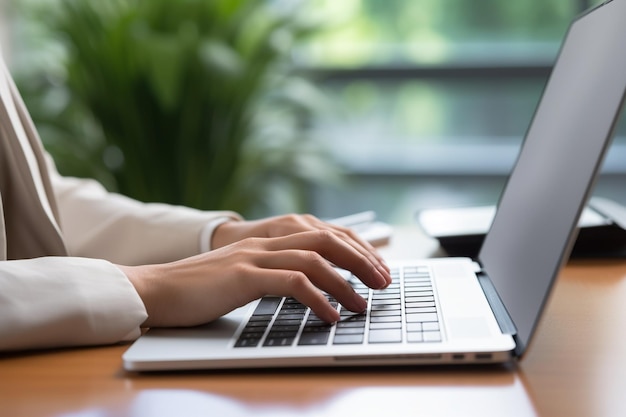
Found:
478,0 -> 626,356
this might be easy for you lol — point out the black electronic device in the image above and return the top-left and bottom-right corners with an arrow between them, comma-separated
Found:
417,197 -> 626,258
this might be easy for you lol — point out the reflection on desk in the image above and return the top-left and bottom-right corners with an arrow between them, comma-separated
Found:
57,381 -> 535,417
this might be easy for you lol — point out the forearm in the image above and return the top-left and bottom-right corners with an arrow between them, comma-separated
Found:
51,171 -> 241,265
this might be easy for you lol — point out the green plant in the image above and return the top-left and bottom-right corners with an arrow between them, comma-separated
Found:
12,0 -> 338,217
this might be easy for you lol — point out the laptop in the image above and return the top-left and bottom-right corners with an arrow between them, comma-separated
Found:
123,0 -> 626,371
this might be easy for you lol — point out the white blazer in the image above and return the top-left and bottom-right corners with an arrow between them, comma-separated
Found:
0,54 -> 241,351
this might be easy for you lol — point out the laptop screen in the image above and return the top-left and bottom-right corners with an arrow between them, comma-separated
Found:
478,0 -> 626,357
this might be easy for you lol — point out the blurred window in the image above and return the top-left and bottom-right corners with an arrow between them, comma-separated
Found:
292,0 -> 626,221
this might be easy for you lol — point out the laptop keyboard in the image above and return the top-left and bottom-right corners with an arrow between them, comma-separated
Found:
234,265 -> 442,348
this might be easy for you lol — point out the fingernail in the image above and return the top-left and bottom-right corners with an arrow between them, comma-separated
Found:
374,270 -> 389,289
327,309 -> 340,323
375,261 -> 391,279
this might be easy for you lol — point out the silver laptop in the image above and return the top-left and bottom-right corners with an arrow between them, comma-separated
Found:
123,0 -> 626,371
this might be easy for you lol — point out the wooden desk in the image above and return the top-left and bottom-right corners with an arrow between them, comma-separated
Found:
2,227 -> 626,417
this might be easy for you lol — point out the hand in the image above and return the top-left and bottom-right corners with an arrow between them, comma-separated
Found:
121,224 -> 391,328
213,213 -> 389,265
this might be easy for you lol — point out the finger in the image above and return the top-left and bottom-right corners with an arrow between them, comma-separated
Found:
269,214 -> 390,275
320,223 -> 391,278
256,249 -> 369,313
262,231 -> 390,289
297,215 -> 391,278
250,268 -> 341,323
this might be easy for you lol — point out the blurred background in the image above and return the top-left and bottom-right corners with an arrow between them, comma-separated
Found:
1,0 -> 624,225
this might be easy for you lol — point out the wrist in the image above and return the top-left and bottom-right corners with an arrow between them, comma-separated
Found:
118,263 -> 167,328
211,219 -> 244,249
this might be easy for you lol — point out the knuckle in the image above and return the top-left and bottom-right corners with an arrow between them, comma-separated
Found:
282,213 -> 319,229
241,236 -> 262,245
297,249 -> 331,273
311,228 -> 335,243
302,213 -> 318,222
334,227 -> 352,240
283,213 -> 303,225
230,261 -> 254,279
284,271 -> 310,291
235,236 -> 266,251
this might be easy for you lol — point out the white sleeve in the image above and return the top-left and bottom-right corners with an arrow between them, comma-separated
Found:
0,257 -> 148,352
50,164 -> 242,265
199,216 -> 235,252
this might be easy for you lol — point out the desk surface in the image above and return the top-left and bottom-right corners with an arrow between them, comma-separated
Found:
2,227 -> 626,417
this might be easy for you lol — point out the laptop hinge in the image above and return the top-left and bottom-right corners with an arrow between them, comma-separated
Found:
476,271 -> 517,336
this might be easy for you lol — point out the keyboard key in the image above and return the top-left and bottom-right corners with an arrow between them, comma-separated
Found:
298,332 -> 330,346
405,290 -> 434,296
369,321 -> 401,330
371,299 -> 401,306
339,310 -> 366,318
267,330 -> 298,339
422,322 -> 440,331
405,307 -> 437,314
404,281 -> 432,287
370,309 -> 401,317
423,331 -> 442,342
405,296 -> 435,303
337,320 -> 366,328
244,320 -> 271,328
276,313 -> 305,321
270,325 -> 300,332
272,319 -> 303,327
252,297 -> 281,316
333,334 -> 364,345
406,332 -> 423,343
335,326 -> 365,335
369,329 -> 402,343
370,316 -> 402,323
406,312 -> 438,323
263,337 -> 295,347
371,304 -> 400,311
248,315 -> 273,322
406,322 -> 422,332
404,301 -> 435,308
372,293 -> 401,300
234,337 -> 262,347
